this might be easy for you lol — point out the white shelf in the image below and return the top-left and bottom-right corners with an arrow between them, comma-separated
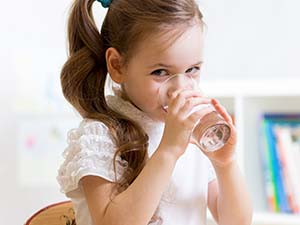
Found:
253,212 -> 300,225
204,79 -> 300,225
208,212 -> 300,225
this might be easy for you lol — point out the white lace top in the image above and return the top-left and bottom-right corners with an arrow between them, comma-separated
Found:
57,94 -> 216,225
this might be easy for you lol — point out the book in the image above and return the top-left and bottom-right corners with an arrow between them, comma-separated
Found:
275,126 -> 300,213
260,119 -> 278,212
260,113 -> 300,213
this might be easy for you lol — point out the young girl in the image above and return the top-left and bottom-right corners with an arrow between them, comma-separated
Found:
57,0 -> 252,225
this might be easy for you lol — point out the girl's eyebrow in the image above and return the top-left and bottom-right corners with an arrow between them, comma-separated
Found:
148,61 -> 203,69
192,61 -> 204,66
148,63 -> 174,68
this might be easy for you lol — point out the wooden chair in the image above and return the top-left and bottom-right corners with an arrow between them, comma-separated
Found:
24,201 -> 76,225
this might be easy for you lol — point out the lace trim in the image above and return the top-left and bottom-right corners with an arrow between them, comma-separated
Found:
57,120 -> 128,193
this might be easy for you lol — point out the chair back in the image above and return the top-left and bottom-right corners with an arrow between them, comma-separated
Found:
25,201 -> 76,225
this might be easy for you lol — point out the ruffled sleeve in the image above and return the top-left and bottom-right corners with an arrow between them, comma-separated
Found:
57,119 -> 128,194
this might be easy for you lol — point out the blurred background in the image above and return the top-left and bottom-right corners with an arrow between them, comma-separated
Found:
1,0 -> 300,224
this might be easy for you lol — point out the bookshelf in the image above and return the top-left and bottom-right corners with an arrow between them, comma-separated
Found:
202,78 -> 300,225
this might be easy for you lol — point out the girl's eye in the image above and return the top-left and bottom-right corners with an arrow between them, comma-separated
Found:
151,69 -> 169,76
185,66 -> 200,75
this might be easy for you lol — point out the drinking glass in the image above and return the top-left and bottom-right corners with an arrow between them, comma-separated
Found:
158,73 -> 231,152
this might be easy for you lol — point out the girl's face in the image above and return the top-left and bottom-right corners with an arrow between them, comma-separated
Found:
121,23 -> 204,121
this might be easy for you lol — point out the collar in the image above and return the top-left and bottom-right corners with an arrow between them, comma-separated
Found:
106,94 -> 164,156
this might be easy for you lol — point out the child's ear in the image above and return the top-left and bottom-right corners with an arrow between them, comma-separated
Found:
105,47 -> 126,84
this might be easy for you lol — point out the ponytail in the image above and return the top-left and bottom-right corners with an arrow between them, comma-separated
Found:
60,0 -> 149,196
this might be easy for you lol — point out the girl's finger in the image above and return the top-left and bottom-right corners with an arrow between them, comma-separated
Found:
211,98 -> 233,124
178,97 -> 212,118
226,122 -> 237,145
168,90 -> 204,113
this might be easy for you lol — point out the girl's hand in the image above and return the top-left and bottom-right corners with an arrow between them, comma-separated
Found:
158,89 -> 212,159
201,98 -> 237,168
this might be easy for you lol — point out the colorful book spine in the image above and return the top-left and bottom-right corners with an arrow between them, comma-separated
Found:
260,113 -> 300,214
275,126 -> 300,213
266,120 -> 291,213
260,119 -> 278,211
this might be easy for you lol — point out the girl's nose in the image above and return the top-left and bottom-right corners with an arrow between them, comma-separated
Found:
166,74 -> 195,97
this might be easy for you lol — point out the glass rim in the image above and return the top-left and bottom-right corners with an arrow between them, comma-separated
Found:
159,73 -> 197,87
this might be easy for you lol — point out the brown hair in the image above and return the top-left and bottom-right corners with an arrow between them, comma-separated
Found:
60,0 -> 203,223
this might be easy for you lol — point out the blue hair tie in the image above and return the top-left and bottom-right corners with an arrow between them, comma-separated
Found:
97,0 -> 111,8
